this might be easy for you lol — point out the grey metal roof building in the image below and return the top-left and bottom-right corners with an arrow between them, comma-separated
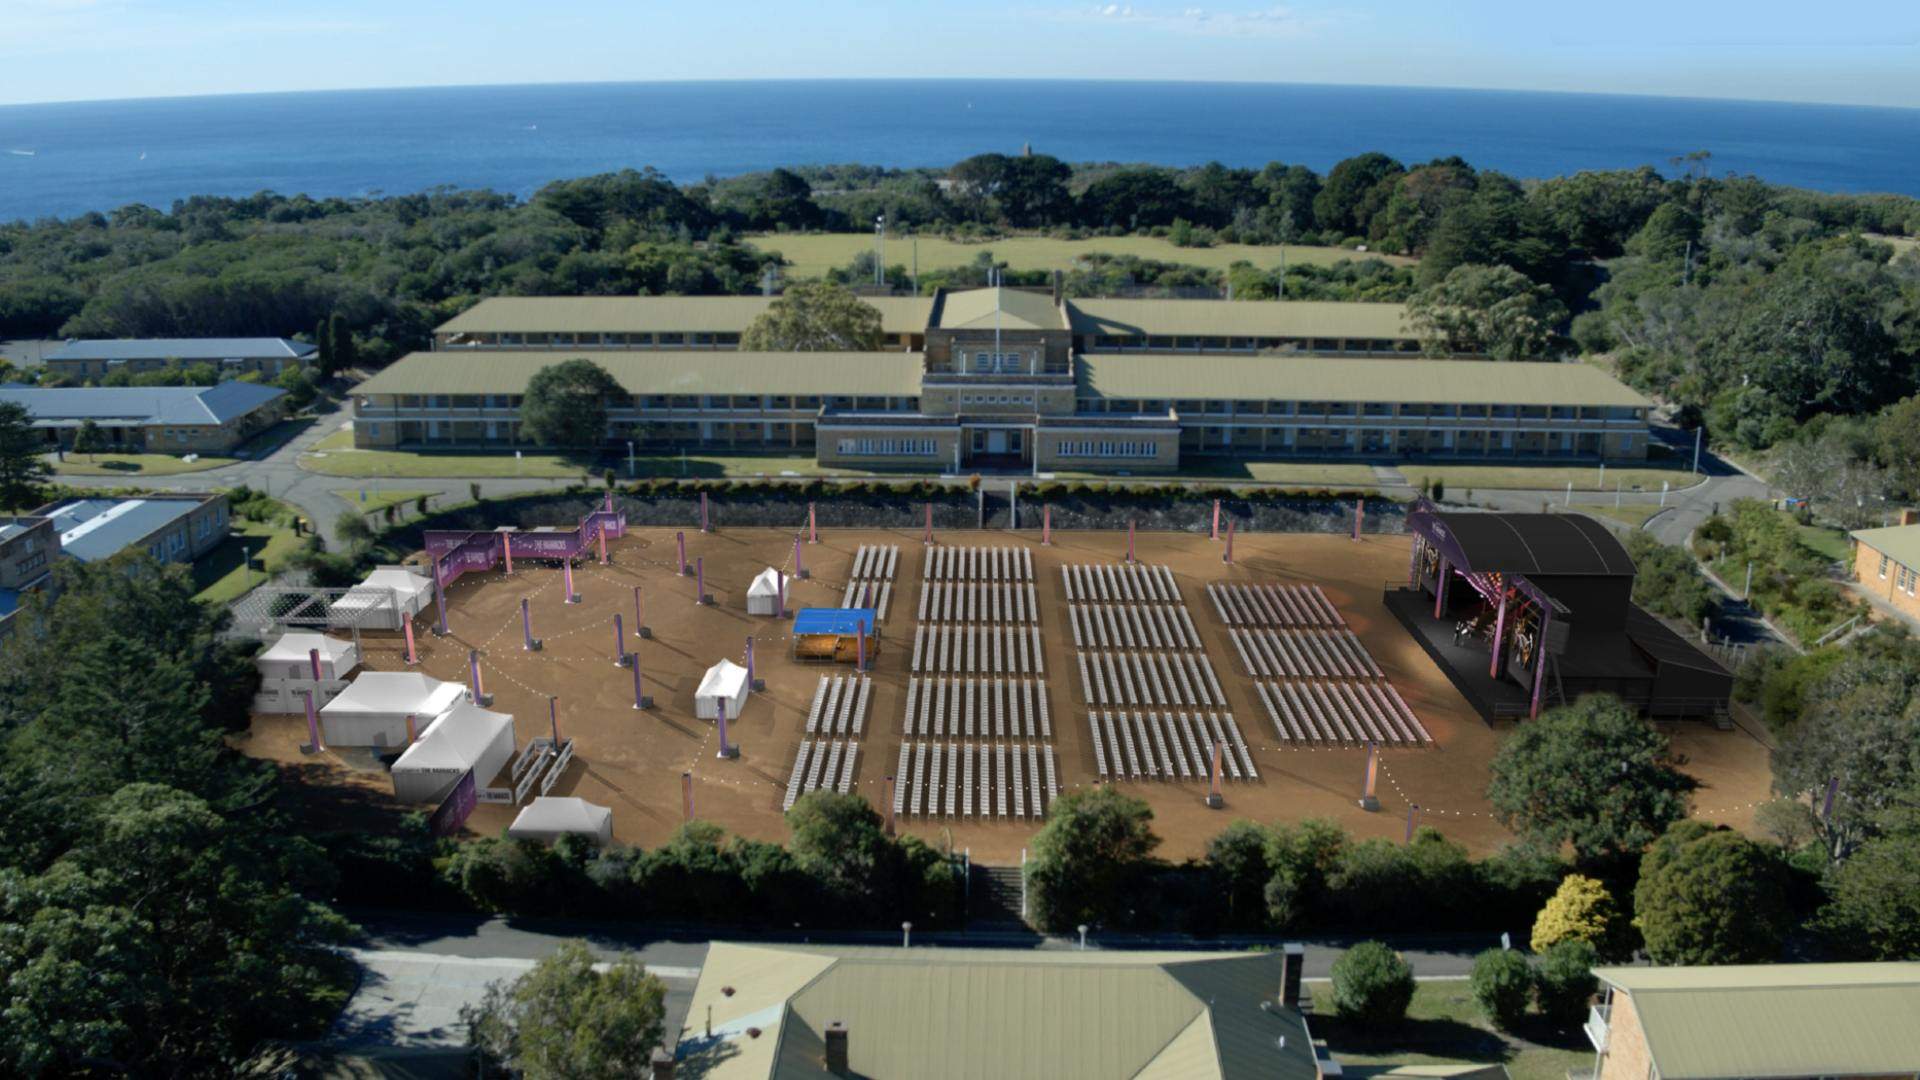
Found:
0,382 -> 288,427
44,338 -> 315,363
36,493 -> 228,565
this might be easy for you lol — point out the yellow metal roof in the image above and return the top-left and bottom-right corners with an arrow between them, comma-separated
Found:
351,350 -> 925,398
1596,963 -> 1920,1078
437,295 -> 933,336
1077,354 -> 1652,407
935,287 -> 1067,331
1850,524 -> 1920,570
1070,298 -> 1414,340
675,944 -> 1319,1080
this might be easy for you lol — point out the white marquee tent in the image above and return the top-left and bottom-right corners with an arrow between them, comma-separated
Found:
694,658 -> 750,720
390,701 -> 516,803
256,631 -> 359,682
319,671 -> 466,748
507,796 -> 614,845
745,567 -> 785,615
333,565 -> 435,630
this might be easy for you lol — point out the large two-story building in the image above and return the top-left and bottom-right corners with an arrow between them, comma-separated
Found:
351,287 -> 1653,473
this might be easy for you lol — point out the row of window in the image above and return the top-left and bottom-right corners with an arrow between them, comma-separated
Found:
1881,555 -> 1919,598
1081,400 -> 1644,420
966,352 -> 1035,373
1055,440 -> 1159,459
960,394 -> 1035,407
835,438 -> 938,457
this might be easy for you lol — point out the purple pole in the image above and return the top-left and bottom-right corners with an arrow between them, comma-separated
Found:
794,536 -> 805,579
403,618 -> 419,665
597,526 -> 608,566
633,585 -> 644,636
303,689 -> 322,750
433,555 -> 449,634
701,491 -> 710,532
716,697 -> 734,758
745,636 -> 755,689
683,772 -> 694,820
1529,608 -> 1552,719
549,695 -> 560,746
1223,519 -> 1235,564
1211,499 -> 1220,540
1489,589 -> 1509,677
696,557 -> 706,604
521,598 -> 534,650
308,647 -> 324,682
468,649 -> 484,701
857,621 -> 867,671
1433,557 -> 1450,619
613,614 -> 626,665
1405,804 -> 1420,843
677,531 -> 687,575
809,502 -> 817,543
776,571 -> 786,618
632,654 -> 646,709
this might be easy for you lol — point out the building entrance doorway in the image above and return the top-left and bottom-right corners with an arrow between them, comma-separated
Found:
966,427 -> 1029,469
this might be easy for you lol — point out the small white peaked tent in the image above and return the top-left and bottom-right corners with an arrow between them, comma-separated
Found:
334,565 -> 435,629
745,567 -> 785,615
319,671 -> 466,748
256,632 -> 359,682
695,658 -> 750,720
390,701 -> 516,804
508,796 -> 614,845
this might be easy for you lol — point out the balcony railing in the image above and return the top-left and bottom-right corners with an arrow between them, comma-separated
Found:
1583,1003 -> 1611,1052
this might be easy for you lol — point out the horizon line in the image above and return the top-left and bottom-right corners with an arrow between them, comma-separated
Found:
4,75 -> 1919,115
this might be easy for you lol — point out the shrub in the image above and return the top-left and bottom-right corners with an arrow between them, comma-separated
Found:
1469,947 -> 1534,1030
1531,874 -> 1628,959
1533,939 -> 1599,1027
1328,941 -> 1415,1026
1634,820 -> 1794,965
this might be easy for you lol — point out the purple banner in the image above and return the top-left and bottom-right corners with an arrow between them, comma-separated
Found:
425,510 -> 628,584
427,770 -> 478,837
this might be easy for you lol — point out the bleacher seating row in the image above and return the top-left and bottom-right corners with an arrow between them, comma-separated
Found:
1060,562 -> 1179,605
916,581 -> 1040,625
1087,710 -> 1258,782
839,579 -> 893,621
849,544 -> 901,584
802,674 -> 874,737
922,545 -> 1035,583
1206,582 -> 1344,628
1075,649 -> 1226,708
1255,679 -> 1432,746
895,740 -> 1057,819
910,623 -> 1046,676
1227,627 -> 1384,680
782,738 -> 861,810
901,676 -> 1053,739
1068,602 -> 1202,651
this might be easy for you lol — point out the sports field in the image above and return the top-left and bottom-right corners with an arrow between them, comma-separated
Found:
745,232 -> 1414,279
240,527 -> 1771,861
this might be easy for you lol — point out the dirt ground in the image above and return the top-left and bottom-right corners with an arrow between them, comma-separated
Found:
238,527 -> 1775,862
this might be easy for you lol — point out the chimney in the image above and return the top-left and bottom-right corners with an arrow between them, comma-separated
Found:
824,1021 -> 850,1074
1051,268 -> 1064,306
650,1046 -> 676,1079
1280,942 -> 1305,1009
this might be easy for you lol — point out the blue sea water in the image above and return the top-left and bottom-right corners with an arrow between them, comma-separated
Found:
2,80 -> 1918,222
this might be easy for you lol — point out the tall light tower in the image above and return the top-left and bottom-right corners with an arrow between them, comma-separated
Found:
874,214 -> 886,288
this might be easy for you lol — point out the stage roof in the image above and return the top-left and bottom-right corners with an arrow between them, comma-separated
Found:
792,608 -> 876,635
1425,510 -> 1636,577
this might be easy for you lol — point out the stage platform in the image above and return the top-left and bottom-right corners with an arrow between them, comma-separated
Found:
1383,586 -> 1540,721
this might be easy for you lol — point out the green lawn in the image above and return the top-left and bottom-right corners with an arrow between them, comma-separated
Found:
1417,463 -> 1701,493
1796,523 -> 1852,563
746,232 -> 1413,279
331,488 -> 439,514
300,428 -> 594,478
193,517 -> 302,605
1315,981 -> 1592,1080
51,452 -> 236,476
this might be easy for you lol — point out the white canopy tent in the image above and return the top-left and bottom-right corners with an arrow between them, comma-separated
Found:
333,566 -> 435,630
507,796 -> 614,845
390,701 -> 516,803
694,658 -> 750,720
256,631 -> 359,682
319,671 -> 466,748
745,567 -> 785,615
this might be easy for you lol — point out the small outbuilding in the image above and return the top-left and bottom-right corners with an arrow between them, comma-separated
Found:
695,658 -> 750,720
253,632 -> 360,713
507,796 -> 614,845
319,671 -> 466,748
745,567 -> 785,615
390,701 -> 516,804
792,607 -> 878,663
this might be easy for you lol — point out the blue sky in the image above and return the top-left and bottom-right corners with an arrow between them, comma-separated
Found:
3,0 -> 1917,108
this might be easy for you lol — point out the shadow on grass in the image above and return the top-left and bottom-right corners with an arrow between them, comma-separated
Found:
1316,1014 -> 1516,1066
238,415 -> 318,458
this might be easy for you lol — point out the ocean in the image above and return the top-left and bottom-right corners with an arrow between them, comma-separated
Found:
2,80 -> 1918,222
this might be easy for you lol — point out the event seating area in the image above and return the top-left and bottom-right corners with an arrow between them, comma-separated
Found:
1089,709 -> 1258,782
893,739 -> 1058,820
901,676 -> 1052,739
839,543 -> 899,618
782,674 -> 874,810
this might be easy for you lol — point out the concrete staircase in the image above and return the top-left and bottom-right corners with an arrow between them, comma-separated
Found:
968,865 -> 1026,928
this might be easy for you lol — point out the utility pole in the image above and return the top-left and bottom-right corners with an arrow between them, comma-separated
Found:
874,215 -> 886,288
